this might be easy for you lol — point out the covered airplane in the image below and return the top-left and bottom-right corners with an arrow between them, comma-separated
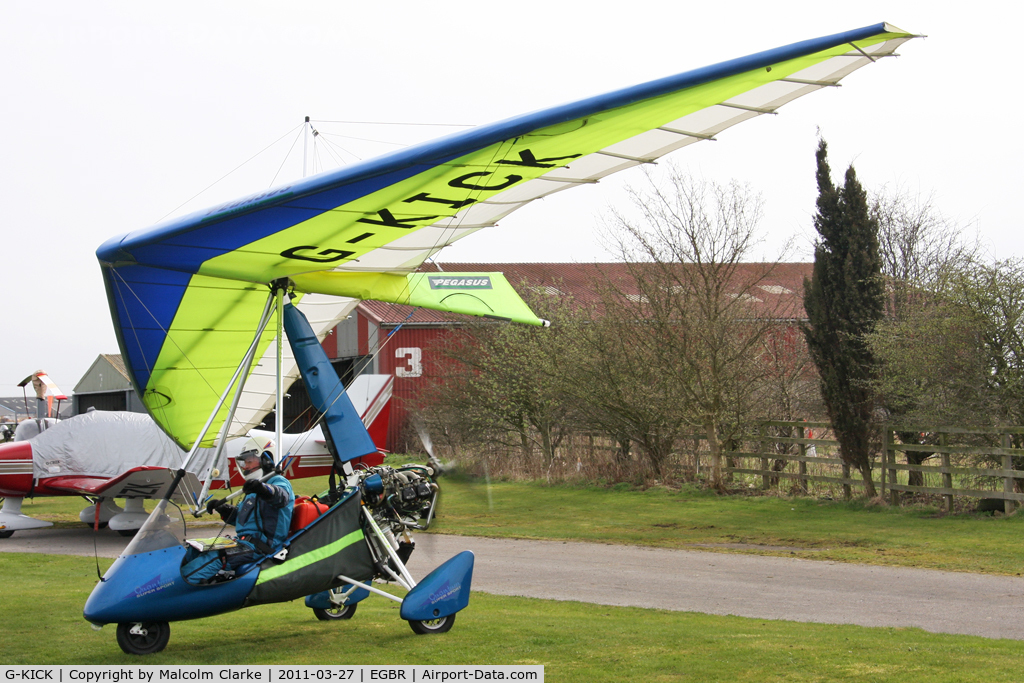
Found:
82,23 -> 918,653
0,374 -> 392,537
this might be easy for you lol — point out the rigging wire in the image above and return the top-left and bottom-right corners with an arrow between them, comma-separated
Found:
156,123 -> 304,223
108,270 -> 283,506
311,119 -> 473,127
156,117 -> 474,226
275,130 -> 524,456
404,136 -> 518,281
314,130 -> 411,148
313,134 -> 354,167
109,270 -> 246,417
112,116 -> 510,484
268,126 -> 306,189
261,302 -> 417,460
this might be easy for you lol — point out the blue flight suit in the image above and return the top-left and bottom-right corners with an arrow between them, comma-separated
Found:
182,474 -> 294,583
227,473 -> 294,553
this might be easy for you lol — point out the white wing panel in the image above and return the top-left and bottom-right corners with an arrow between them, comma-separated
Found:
601,128 -> 703,159
342,246 -> 443,273
433,199 -> 518,223
661,105 -> 760,137
789,56 -> 870,84
229,294 -> 359,437
727,80 -> 816,110
368,225 -> 477,251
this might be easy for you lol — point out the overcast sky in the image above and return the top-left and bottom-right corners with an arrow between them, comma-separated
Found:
1,1 -> 1016,394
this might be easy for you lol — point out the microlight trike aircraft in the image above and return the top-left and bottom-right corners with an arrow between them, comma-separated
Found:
83,23 -> 917,654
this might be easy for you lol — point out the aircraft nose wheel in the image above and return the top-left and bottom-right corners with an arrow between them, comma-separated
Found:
313,603 -> 357,620
116,621 -> 170,655
407,613 -> 455,634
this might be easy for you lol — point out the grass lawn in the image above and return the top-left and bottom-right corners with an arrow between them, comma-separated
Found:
425,477 -> 1024,576
11,472 -> 1024,575
2,552 -> 1023,682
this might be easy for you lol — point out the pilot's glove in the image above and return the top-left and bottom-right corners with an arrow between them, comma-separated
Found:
243,479 -> 273,500
206,498 -> 226,515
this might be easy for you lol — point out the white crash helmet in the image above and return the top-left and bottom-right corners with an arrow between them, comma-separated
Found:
236,437 -> 277,481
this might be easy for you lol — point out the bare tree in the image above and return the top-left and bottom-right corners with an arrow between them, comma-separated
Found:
872,184 -> 980,320
420,289 -> 578,475
601,166 -> 791,489
870,185 -> 982,485
869,259 -> 1024,490
564,288 -> 692,479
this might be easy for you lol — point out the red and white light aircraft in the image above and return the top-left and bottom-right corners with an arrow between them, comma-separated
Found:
0,375 -> 393,537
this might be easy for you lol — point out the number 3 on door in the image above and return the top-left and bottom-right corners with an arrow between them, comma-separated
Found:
395,347 -> 422,378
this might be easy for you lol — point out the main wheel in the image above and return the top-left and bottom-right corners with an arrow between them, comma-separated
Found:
408,613 -> 455,635
313,603 -> 357,621
116,621 -> 170,655
0,530 -> 14,539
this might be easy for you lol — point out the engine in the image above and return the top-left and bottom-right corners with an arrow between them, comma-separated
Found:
359,464 -> 438,528
353,464 -> 438,574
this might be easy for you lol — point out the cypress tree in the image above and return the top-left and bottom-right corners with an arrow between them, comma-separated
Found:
803,138 -> 884,497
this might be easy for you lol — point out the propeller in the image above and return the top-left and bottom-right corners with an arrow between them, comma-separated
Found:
413,417 -> 450,475
412,416 -> 492,512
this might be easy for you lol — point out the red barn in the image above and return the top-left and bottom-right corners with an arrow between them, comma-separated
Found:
324,262 -> 812,452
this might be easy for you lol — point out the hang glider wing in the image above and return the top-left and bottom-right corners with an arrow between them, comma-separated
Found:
97,22 -> 918,449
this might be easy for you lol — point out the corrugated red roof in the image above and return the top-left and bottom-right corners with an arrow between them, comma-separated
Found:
358,262 -> 812,325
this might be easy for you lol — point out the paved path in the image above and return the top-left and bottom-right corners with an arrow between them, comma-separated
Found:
4,528 -> 1022,640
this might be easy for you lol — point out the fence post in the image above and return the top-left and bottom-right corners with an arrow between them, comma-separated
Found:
880,428 -> 888,500
797,424 -> 808,495
693,436 -> 702,481
887,431 -> 899,507
1002,432 -> 1014,515
760,423 -> 770,490
842,462 -> 851,501
940,432 -> 952,514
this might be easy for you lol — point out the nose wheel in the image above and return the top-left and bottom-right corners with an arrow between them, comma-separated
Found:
116,621 -> 170,655
407,613 -> 455,634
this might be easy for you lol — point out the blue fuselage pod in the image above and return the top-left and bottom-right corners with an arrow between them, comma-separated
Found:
83,544 -> 258,625
400,550 -> 474,621
283,301 -> 377,461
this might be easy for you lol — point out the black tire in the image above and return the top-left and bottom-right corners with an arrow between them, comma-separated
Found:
116,528 -> 139,537
0,530 -> 14,539
116,621 -> 170,655
408,613 -> 455,635
84,522 -> 109,529
313,603 -> 357,621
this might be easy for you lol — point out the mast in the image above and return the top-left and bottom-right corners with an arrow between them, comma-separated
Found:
275,285 -> 285,463
302,115 -> 310,178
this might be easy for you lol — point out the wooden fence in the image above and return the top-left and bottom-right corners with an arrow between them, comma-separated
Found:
721,421 -> 1024,511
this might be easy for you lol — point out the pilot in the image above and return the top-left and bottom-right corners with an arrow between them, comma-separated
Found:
182,438 -> 294,583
